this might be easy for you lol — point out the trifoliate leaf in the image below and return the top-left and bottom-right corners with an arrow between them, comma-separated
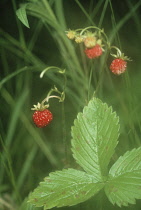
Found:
28,169 -> 104,209
71,98 -> 119,180
16,4 -> 30,28
105,147 -> 141,207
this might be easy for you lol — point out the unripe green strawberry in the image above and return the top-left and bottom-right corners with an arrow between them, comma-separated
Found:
84,36 -> 97,48
66,30 -> 76,40
85,44 -> 103,59
75,35 -> 84,43
32,109 -> 53,128
110,58 -> 127,75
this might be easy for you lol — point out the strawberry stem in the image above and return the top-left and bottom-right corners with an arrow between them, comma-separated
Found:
110,46 -> 122,58
79,26 -> 109,45
40,66 -> 65,78
41,86 -> 65,106
31,87 -> 65,111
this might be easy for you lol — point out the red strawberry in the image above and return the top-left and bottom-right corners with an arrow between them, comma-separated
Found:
85,44 -> 103,59
32,109 -> 53,128
110,58 -> 127,75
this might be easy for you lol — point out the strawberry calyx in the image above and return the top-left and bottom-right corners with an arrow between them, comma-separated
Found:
31,86 -> 65,111
110,46 -> 131,61
31,102 -> 49,111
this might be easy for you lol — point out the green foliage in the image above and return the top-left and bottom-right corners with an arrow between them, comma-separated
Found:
71,98 -> 119,179
19,197 -> 42,210
28,98 -> 141,209
1,0 -> 141,210
105,147 -> 141,207
16,4 -> 30,28
28,168 -> 104,209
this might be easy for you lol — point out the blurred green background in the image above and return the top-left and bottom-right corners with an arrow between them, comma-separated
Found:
1,0 -> 141,209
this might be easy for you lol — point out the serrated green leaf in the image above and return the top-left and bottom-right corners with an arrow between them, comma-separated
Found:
71,98 -> 119,180
19,197 -> 42,210
105,147 -> 141,207
16,4 -> 30,28
28,169 -> 104,209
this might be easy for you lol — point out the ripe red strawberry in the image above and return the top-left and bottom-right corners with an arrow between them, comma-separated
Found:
110,58 -> 127,75
32,109 -> 53,128
85,44 -> 103,59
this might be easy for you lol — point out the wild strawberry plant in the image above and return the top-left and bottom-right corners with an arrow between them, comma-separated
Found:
28,98 -> 141,209
15,3 -> 141,210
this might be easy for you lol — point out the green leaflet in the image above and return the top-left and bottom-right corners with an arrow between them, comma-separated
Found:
28,97 -> 141,209
28,98 -> 119,209
28,169 -> 104,209
19,197 -> 42,210
71,98 -> 119,180
105,147 -> 141,207
16,4 -> 30,28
